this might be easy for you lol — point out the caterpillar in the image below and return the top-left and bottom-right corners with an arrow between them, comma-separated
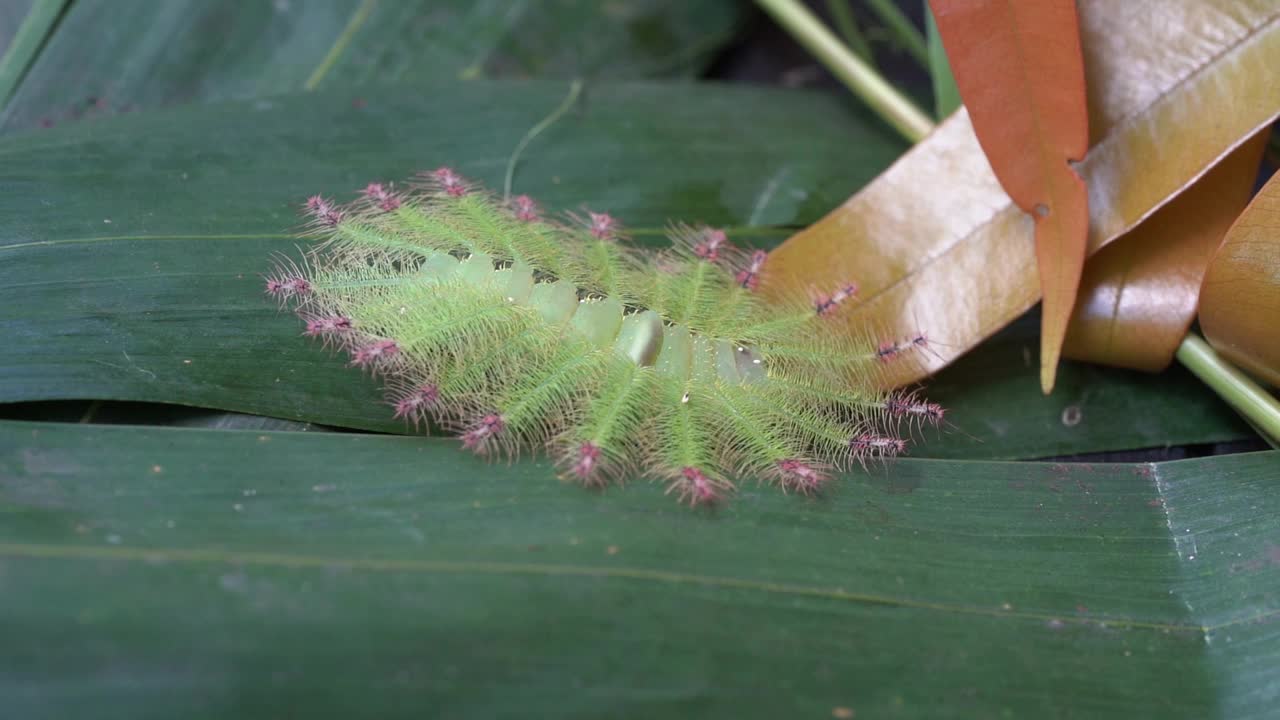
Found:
266,168 -> 944,506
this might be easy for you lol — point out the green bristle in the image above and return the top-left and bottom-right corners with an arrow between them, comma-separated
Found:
750,382 -> 867,468
703,383 -> 800,479
385,204 -> 483,255
493,338 -> 611,442
575,238 -> 637,301
324,221 -> 438,261
434,330 -> 554,418
572,360 -> 655,461
653,380 -> 720,478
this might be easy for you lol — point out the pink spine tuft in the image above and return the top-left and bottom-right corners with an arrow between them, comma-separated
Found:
907,330 -> 947,361
736,250 -> 767,291
774,459 -> 828,495
875,340 -> 906,363
569,441 -> 604,485
303,314 -> 353,337
671,467 -> 721,506
461,414 -> 505,453
692,228 -> 730,263
265,276 -> 311,300
431,167 -> 468,197
349,339 -> 399,368
814,282 -> 859,317
392,384 -> 440,427
875,329 -> 945,364
587,211 -> 617,240
885,395 -> 946,427
361,182 -> 402,212
850,433 -> 907,457
304,195 -> 344,227
512,195 -> 540,222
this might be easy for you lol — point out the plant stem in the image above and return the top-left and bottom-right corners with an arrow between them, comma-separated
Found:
755,0 -> 933,143
862,0 -> 929,67
768,0 -> 1280,447
0,0 -> 69,112
1175,334 -> 1280,446
924,5 -> 961,119
504,79 -> 582,202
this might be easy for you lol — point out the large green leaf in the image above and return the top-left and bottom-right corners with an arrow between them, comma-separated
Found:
0,80 -> 1251,458
926,313 -> 1251,458
0,0 -> 743,132
1,420 -> 1276,717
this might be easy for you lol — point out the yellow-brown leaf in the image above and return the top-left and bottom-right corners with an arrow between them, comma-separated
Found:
760,0 -> 1280,392
929,0 -> 1088,392
1062,133 -> 1268,371
1199,164 -> 1280,387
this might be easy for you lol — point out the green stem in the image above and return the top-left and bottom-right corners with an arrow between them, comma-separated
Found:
824,0 -> 875,65
771,0 -> 1280,447
862,0 -> 929,67
0,0 -> 69,112
1175,334 -> 1280,446
503,79 -> 582,202
755,0 -> 933,143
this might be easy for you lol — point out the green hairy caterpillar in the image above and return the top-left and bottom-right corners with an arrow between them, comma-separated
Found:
266,168 -> 943,505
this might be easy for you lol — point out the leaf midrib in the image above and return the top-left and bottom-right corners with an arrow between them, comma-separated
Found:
0,539 -> 1223,634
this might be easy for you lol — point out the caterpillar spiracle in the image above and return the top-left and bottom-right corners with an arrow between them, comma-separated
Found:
266,168 -> 944,506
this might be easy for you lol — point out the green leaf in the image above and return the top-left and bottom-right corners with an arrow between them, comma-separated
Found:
924,3 -> 960,119
926,313 -> 1251,459
0,79 -> 1250,458
2,420 -> 1277,717
0,0 -> 743,132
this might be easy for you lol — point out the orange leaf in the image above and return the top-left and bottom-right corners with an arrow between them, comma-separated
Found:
760,0 -> 1280,393
1198,161 -> 1280,388
1063,132 -> 1268,371
929,0 -> 1089,393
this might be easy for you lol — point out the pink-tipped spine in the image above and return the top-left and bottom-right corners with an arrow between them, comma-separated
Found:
304,195 -> 343,227
392,383 -> 441,428
512,195 -> 540,222
850,433 -> 906,458
430,167 -> 468,197
668,467 -> 723,507
350,339 -> 399,369
265,275 -> 311,301
303,314 -> 353,337
814,282 -> 859,317
736,250 -> 767,291
885,393 -> 946,429
462,414 -> 506,454
773,458 -> 829,495
361,182 -> 402,212
587,211 -> 617,240
568,441 -> 604,486
692,228 -> 730,263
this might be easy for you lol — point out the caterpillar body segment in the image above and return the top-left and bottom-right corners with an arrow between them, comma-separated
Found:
268,169 -> 937,506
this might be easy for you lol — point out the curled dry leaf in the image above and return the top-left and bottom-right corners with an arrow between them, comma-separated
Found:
1198,166 -> 1280,388
761,0 -> 1280,392
1063,132 -> 1269,372
928,0 -> 1089,393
